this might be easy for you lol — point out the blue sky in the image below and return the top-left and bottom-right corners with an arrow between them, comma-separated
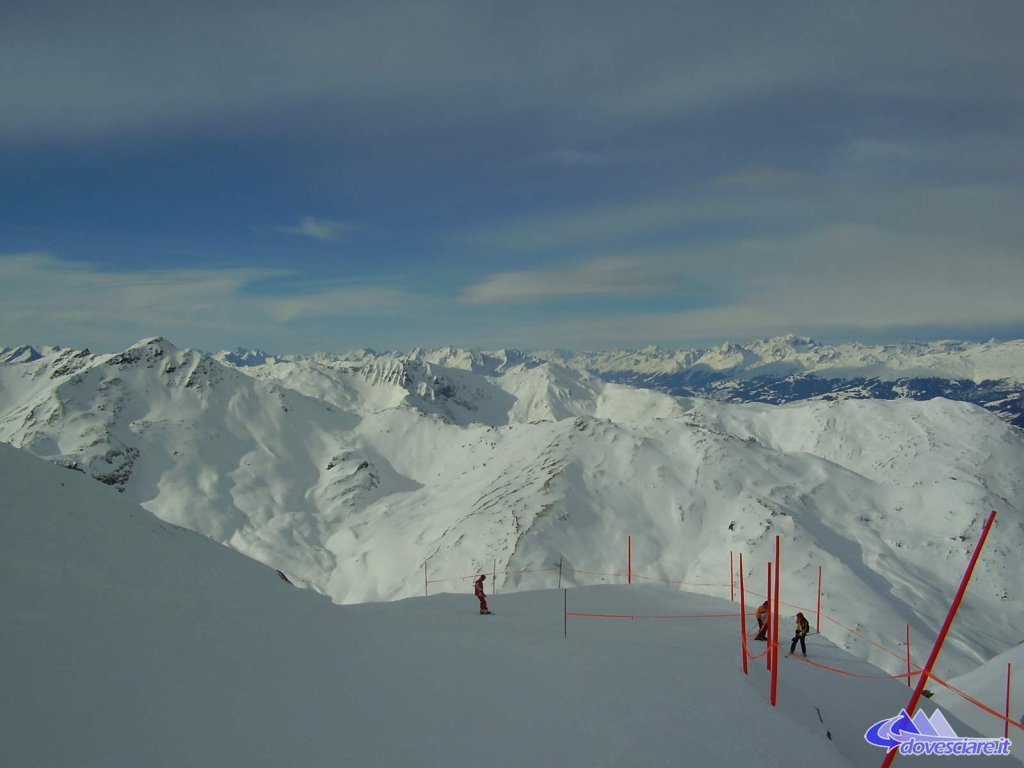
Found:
2,0 -> 1023,354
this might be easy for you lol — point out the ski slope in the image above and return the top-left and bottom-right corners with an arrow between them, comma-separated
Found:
1,337 -> 1023,683
2,443 -> 1019,767
933,642 -> 1024,740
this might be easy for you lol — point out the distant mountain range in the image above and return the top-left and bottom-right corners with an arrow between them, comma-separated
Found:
535,336 -> 1024,427
200,335 -> 1024,427
2,335 -> 1023,678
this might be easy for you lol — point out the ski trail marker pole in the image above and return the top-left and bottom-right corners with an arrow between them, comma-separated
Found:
770,535 -> 780,708
766,562 -> 772,672
881,509 -> 998,768
739,552 -> 748,675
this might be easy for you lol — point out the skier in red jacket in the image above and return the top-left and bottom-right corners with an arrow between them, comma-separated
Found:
474,574 -> 492,614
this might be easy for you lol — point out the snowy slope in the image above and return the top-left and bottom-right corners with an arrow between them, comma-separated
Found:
932,643 -> 1024,740
1,338 -> 1023,683
2,442 -> 1018,767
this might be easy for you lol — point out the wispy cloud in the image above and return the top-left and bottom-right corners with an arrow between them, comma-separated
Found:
460,255 -> 697,305
457,220 -> 1024,344
710,167 -> 818,192
281,217 -> 356,243
0,253 -> 432,351
533,149 -> 609,168
267,284 -> 433,321
462,196 -> 698,252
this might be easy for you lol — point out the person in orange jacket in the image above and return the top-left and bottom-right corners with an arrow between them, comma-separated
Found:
474,574 -> 492,615
754,601 -> 769,641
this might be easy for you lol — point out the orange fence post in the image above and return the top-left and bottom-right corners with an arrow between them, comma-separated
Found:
770,535 -> 780,707
563,589 -> 568,639
881,510 -> 998,768
739,552 -> 748,675
424,561 -> 428,597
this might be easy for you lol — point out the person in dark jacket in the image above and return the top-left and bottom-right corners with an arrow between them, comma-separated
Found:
474,574 -> 492,614
789,612 -> 810,656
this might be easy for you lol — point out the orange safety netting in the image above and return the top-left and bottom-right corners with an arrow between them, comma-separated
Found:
788,652 -> 922,681
925,672 -> 1024,732
744,645 -> 769,661
426,565 -> 560,585
566,611 -> 740,621
634,574 -> 732,589
428,558 -> 1019,731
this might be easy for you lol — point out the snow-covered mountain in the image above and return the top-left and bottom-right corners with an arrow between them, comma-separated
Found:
544,336 -> 1024,382
2,336 -> 1023,682
10,441 -> 1018,767
539,336 -> 1024,427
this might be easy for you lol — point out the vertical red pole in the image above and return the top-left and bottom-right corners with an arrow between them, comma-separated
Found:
1006,663 -> 1012,740
730,551 -> 735,602
770,535 -> 780,707
563,589 -> 567,639
493,559 -> 497,593
628,535 -> 632,585
881,510 -> 998,768
816,565 -> 822,633
739,553 -> 748,675
424,561 -> 428,597
766,562 -> 773,672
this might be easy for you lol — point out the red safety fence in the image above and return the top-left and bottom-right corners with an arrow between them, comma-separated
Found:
927,672 -> 1024,733
423,526 -> 1020,733
567,611 -> 741,621
634,574 -> 732,590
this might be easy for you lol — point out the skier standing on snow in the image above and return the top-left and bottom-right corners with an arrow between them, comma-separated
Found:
789,612 -> 810,656
754,601 -> 769,641
474,574 -> 492,615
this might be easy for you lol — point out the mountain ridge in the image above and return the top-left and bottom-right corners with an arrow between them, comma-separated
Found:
2,336 -> 1023,679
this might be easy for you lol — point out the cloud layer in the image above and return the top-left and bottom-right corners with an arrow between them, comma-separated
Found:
3,1 -> 1021,143
2,2 -> 1022,352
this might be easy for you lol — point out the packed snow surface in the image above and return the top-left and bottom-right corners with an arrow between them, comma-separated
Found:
2,443 -> 1020,767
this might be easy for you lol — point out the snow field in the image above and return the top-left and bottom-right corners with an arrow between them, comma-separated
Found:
3,440 -> 1022,766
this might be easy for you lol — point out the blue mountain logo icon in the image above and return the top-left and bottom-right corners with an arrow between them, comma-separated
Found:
865,709 -> 1012,757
